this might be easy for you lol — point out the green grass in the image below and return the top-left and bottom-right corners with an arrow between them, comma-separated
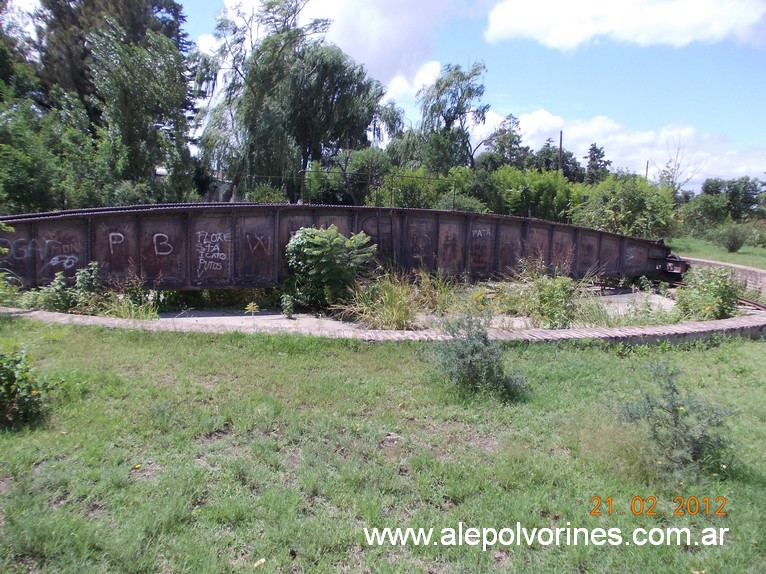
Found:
670,236 -> 766,270
1,318 -> 765,573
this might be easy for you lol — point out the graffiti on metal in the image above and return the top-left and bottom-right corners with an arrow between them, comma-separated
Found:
1,204 -> 675,289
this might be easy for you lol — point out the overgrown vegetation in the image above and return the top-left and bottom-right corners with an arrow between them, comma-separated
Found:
674,267 -> 742,320
711,221 -> 751,253
336,270 -> 456,330
18,262 -> 159,319
621,364 -> 736,478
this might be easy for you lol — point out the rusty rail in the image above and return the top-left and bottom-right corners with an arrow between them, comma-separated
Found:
1,204 -> 680,290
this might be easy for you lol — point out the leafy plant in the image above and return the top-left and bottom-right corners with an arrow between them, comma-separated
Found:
102,272 -> 159,319
1,350 -> 51,427
620,364 -> 736,478
21,271 -> 78,312
0,269 -> 21,307
285,225 -> 376,310
280,293 -> 295,319
429,310 -> 526,400
21,262 -> 103,313
711,221 -> 750,253
674,267 -> 741,320
522,273 -> 577,328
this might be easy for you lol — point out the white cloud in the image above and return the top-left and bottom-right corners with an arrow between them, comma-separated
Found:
513,108 -> 765,190
215,0 -> 458,84
382,61 -> 441,127
196,34 -> 220,56
7,0 -> 38,37
387,61 -> 442,101
302,0 -> 480,86
485,0 -> 766,50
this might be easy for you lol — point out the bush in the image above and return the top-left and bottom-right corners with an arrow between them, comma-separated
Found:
676,193 -> 729,237
711,222 -> 750,253
21,271 -> 78,312
21,262 -> 104,313
337,272 -> 419,330
522,274 -> 577,328
429,310 -> 526,400
744,222 -> 766,248
280,293 -> 295,319
620,365 -> 736,478
243,183 -> 288,203
569,173 -> 675,239
285,225 -> 376,310
1,350 -> 51,427
433,192 -> 489,213
0,270 -> 21,306
674,267 -> 741,320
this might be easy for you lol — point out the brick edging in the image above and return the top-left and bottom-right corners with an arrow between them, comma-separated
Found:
3,307 -> 766,345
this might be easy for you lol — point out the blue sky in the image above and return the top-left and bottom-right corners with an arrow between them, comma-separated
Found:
11,0 -> 766,190
181,0 -> 766,191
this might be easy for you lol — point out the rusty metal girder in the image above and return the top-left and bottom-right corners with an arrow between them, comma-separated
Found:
1,204 -> 677,289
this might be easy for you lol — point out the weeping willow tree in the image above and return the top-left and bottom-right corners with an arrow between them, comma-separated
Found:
197,0 -> 389,203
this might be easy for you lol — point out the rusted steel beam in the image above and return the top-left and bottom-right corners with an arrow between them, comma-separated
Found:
1,204 -> 678,290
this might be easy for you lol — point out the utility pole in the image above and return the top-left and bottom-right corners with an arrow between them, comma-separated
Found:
558,130 -> 563,172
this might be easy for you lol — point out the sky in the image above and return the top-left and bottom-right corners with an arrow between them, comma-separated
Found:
9,0 -> 766,191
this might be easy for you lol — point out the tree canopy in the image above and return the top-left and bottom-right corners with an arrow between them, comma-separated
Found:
0,0 -> 761,242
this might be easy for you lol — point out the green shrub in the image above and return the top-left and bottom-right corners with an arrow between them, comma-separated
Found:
1,350 -> 51,427
243,183 -> 288,203
433,192 -> 489,213
429,310 -> 526,400
285,225 -> 376,310
337,272 -> 419,330
744,222 -> 766,248
674,267 -> 741,320
0,270 -> 21,306
522,274 -> 577,328
711,222 -> 750,253
21,262 -> 104,313
620,365 -> 736,478
21,271 -> 78,312
280,293 -> 295,319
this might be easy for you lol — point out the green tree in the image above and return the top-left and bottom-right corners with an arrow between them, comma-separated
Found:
480,113 -> 532,171
570,173 -> 674,238
34,0 -> 191,126
285,42 -> 384,200
335,147 -> 391,205
199,0 -> 330,198
531,138 -> 585,183
385,129 -> 425,170
676,192 -> 728,237
89,19 -> 191,200
417,62 -> 489,173
493,166 -> 573,221
583,142 -> 611,185
0,99 -> 56,213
